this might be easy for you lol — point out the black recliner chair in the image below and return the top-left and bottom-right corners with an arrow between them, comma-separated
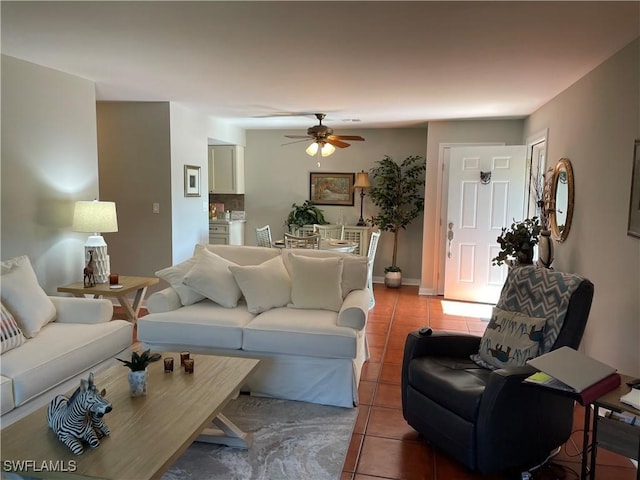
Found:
401,267 -> 594,475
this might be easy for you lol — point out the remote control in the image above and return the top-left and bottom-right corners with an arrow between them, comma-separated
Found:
418,327 -> 433,336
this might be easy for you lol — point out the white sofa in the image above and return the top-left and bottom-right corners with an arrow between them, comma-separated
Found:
0,256 -> 133,427
138,244 -> 371,408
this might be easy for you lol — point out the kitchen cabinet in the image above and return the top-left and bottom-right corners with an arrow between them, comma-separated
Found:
208,145 -> 245,194
209,220 -> 245,245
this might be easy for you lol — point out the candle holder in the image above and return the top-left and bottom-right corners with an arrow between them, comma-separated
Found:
183,358 -> 194,374
163,357 -> 174,372
180,352 -> 190,366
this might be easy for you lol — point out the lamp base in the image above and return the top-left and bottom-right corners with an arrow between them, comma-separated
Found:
356,218 -> 367,226
84,245 -> 110,284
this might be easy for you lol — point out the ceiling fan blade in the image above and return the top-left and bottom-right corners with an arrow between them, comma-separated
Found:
332,135 -> 365,141
282,139 -> 313,146
326,137 -> 350,148
284,135 -> 313,139
253,111 -> 317,118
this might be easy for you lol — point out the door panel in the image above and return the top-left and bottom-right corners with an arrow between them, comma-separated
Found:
444,146 -> 526,303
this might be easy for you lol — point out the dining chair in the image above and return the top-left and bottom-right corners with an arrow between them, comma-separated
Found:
313,224 -> 344,240
283,233 -> 320,249
256,225 -> 273,248
366,230 -> 381,309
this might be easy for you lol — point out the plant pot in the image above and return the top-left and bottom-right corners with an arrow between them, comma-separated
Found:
128,369 -> 148,397
537,230 -> 554,268
385,271 -> 402,288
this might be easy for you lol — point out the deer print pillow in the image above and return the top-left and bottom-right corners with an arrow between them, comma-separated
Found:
472,307 -> 546,370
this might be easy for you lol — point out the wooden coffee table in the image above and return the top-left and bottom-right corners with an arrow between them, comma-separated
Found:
1,353 -> 259,480
57,275 -> 159,323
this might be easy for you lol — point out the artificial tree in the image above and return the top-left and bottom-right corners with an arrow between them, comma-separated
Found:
368,155 -> 426,286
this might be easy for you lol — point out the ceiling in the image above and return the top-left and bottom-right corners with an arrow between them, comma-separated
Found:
2,1 -> 639,130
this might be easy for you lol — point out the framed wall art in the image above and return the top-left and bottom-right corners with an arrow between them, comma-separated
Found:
628,139 -> 640,238
309,172 -> 355,206
184,165 -> 201,197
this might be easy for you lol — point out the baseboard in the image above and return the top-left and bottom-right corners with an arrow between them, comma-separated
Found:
372,276 -> 420,286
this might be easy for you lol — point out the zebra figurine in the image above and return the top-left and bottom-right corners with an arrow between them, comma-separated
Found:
47,372 -> 112,455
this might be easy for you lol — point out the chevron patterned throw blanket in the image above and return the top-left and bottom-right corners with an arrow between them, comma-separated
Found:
496,266 -> 583,354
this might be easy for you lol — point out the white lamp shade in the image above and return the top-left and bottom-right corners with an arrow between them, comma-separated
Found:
305,142 -> 319,156
72,201 -> 118,233
321,143 -> 336,157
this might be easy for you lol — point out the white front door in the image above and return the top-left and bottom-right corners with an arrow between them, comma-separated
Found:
444,145 -> 526,303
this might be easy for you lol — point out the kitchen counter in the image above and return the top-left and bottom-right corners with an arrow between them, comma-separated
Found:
209,218 -> 246,225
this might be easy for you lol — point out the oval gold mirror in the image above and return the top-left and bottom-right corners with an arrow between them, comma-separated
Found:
550,158 -> 574,242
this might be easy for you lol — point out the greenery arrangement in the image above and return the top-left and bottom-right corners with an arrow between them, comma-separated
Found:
492,217 -> 542,266
285,200 -> 328,231
117,349 -> 161,371
368,155 -> 426,272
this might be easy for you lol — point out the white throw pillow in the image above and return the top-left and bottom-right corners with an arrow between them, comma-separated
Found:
0,255 -> 56,338
229,256 -> 291,314
288,254 -> 344,312
155,257 -> 205,306
182,249 -> 242,308
280,249 -> 367,298
0,302 -> 25,353
473,307 -> 546,370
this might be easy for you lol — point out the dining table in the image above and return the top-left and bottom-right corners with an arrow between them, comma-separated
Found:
272,238 -> 358,253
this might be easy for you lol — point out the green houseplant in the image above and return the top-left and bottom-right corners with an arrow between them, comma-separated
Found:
117,349 -> 161,397
492,217 -> 542,266
368,155 -> 426,287
285,200 -> 328,233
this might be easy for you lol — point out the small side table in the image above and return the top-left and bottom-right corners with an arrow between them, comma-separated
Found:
57,276 -> 159,324
587,374 -> 640,480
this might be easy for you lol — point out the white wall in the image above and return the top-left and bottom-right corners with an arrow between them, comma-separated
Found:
525,39 -> 640,375
420,120 -> 525,293
169,103 -> 210,264
244,128 -> 427,282
1,55 -> 99,293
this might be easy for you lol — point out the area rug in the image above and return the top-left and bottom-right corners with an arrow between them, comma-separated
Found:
161,395 -> 358,480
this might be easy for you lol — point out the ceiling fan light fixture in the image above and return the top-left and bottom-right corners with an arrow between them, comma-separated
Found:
305,142 -> 319,156
321,143 -> 336,157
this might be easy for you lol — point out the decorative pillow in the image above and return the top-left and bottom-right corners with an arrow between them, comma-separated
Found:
473,307 -> 546,370
0,255 -> 57,338
156,257 -> 205,306
0,302 -> 25,353
288,254 -> 344,312
280,249 -> 367,298
182,249 -> 242,308
229,256 -> 291,314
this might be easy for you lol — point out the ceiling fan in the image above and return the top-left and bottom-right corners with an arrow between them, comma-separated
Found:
283,113 -> 365,157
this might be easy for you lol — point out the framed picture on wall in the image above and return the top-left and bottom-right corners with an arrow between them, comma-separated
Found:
309,172 -> 355,206
628,139 -> 640,238
184,165 -> 201,197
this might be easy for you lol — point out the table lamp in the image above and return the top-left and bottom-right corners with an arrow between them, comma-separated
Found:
72,200 -> 118,284
354,170 -> 371,226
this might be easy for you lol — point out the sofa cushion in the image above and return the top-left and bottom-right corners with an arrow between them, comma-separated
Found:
243,307 -> 359,359
194,244 -> 280,266
288,254 -> 343,312
0,320 -> 132,407
183,249 -> 242,308
229,256 -> 291,314
280,249 -> 367,298
473,307 -> 546,370
156,257 -> 205,306
0,376 -> 14,415
0,255 -> 56,338
0,302 -> 25,353
137,300 -> 255,350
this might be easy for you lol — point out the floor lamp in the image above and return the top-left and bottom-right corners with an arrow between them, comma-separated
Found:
354,170 -> 371,226
72,200 -> 118,284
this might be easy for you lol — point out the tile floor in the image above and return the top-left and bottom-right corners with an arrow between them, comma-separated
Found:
341,284 -> 638,480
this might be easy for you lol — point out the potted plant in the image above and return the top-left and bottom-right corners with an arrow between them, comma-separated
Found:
492,217 -> 542,267
117,349 -> 161,397
368,155 -> 426,287
285,200 -> 328,233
